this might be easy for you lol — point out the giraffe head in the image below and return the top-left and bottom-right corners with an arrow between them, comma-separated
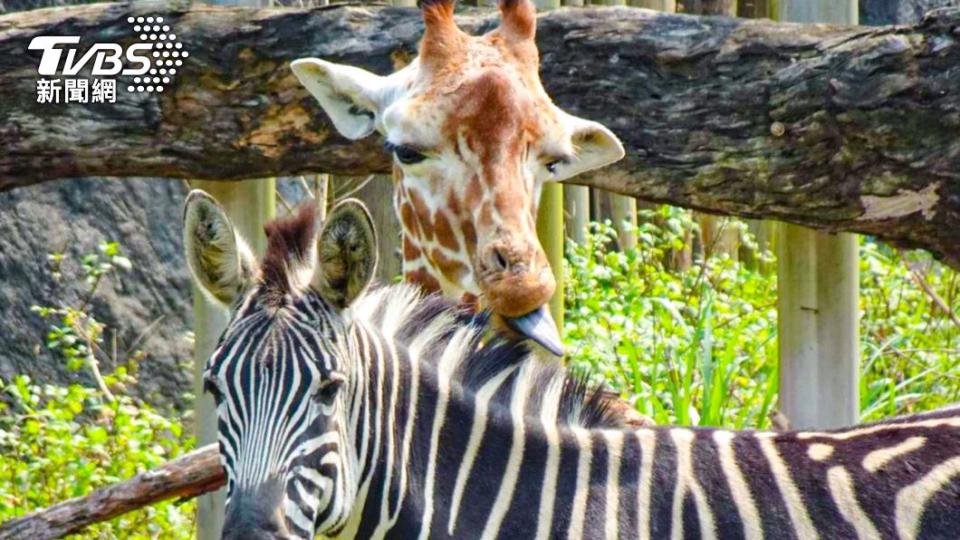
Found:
291,0 -> 624,355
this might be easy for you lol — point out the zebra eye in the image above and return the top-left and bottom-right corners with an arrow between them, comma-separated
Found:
203,374 -> 222,402
315,375 -> 344,406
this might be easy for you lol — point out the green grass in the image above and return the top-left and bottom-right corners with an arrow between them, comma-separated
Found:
564,207 -> 960,429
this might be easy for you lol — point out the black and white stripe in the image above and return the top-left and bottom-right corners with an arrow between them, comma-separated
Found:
206,281 -> 960,539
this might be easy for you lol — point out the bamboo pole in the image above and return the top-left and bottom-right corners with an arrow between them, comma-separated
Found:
534,0 -> 565,332
775,0 -> 859,430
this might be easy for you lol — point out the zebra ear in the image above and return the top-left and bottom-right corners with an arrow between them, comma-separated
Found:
312,198 -> 378,309
182,190 -> 258,307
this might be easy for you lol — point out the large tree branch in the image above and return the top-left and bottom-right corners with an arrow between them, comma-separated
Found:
0,444 -> 223,539
2,3 -> 959,267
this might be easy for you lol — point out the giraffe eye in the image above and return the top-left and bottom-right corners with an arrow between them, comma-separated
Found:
545,157 -> 569,175
385,141 -> 427,165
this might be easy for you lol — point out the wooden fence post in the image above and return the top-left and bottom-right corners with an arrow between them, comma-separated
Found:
563,187 -> 589,245
774,0 -> 859,430
357,0 -> 411,286
629,0 -> 675,8
192,4 -> 277,540
679,1 -> 741,262
190,180 -> 274,539
560,0 -> 588,246
590,0 -> 639,251
560,0 -> 588,247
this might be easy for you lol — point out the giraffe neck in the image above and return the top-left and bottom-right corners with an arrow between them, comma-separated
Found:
394,175 -> 480,308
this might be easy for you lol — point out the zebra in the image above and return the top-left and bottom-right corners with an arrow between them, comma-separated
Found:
183,190 -> 960,539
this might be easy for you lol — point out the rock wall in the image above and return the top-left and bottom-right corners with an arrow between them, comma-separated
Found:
0,178 -> 193,410
861,0 -> 960,24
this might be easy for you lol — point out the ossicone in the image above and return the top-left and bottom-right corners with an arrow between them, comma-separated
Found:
417,0 -> 466,70
498,0 -> 536,42
418,0 -> 457,30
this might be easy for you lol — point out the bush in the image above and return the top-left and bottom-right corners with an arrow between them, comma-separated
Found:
858,243 -> 960,420
0,376 -> 195,538
564,208 -> 960,428
565,209 -> 778,428
0,242 -> 194,538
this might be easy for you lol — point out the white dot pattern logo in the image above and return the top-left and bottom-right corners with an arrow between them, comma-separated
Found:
126,15 -> 187,94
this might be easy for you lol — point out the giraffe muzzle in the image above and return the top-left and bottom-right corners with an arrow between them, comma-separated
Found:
504,304 -> 564,357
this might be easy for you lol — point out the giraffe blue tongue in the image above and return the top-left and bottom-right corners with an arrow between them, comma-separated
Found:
505,305 -> 564,357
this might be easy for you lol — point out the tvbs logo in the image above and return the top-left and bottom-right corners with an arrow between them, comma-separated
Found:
30,36 -> 153,76
29,16 -> 188,104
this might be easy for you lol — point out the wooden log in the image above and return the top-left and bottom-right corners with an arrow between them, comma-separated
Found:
2,4 -> 960,268
0,444 -> 224,540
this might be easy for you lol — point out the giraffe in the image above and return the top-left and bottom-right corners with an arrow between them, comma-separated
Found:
291,0 -> 625,356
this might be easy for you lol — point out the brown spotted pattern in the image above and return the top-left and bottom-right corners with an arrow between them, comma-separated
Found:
393,0 -> 560,319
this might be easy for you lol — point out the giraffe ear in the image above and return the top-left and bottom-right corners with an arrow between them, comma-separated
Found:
183,190 -> 258,307
551,114 -> 626,182
312,199 -> 378,309
291,58 -> 391,140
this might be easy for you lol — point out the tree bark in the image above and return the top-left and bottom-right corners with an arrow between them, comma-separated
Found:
2,4 -> 959,267
0,444 -> 224,540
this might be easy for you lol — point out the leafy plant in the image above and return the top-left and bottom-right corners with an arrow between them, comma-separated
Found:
0,375 -> 194,538
858,243 -> 960,420
0,242 -> 194,538
564,207 -> 960,429
564,209 -> 778,428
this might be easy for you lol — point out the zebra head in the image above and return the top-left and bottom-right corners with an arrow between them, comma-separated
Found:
183,191 -> 378,539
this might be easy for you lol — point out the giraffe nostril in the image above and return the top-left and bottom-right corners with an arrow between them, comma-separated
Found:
491,247 -> 509,272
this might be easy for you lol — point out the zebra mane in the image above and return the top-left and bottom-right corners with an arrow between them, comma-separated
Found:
255,208 -> 619,429
353,284 -> 622,430
260,202 -> 318,302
